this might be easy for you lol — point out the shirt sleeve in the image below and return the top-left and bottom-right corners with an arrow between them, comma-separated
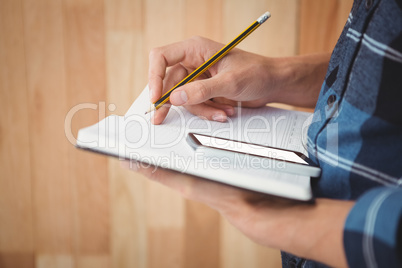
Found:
343,186 -> 402,268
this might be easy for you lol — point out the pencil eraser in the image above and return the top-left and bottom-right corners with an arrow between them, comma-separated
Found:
257,11 -> 271,24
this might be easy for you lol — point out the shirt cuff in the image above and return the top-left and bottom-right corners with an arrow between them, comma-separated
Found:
344,186 -> 402,268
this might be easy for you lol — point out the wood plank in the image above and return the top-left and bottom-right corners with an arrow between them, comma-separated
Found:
108,160 -> 148,268
0,1 -> 356,268
220,1 -> 299,266
0,253 -> 34,268
146,181 -> 185,268
0,1 -> 34,267
182,2 -> 222,267
21,2 -> 74,266
143,1 -> 187,267
63,0 -> 110,266
36,254 -> 74,268
299,0 -> 353,54
144,0 -> 185,47
148,228 -> 184,268
220,220 -> 281,268
223,0 -> 299,56
104,0 -> 148,267
183,0 -> 223,41
105,0 -> 146,114
184,201 -> 220,268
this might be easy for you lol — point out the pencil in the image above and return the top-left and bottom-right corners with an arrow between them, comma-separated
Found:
145,11 -> 271,114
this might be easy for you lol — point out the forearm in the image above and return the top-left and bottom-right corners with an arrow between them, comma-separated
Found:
267,53 -> 331,108
285,199 -> 353,267
226,197 -> 353,267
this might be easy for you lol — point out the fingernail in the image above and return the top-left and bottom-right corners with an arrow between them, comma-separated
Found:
121,159 -> 139,171
121,160 -> 138,171
224,107 -> 235,116
129,161 -> 138,171
120,160 -> 131,169
212,113 -> 227,122
170,91 -> 187,105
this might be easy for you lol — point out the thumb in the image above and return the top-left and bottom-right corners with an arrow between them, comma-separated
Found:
170,78 -> 222,106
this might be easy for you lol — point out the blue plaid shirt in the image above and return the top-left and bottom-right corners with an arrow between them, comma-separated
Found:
282,0 -> 402,267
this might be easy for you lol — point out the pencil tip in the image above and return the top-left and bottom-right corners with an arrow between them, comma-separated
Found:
145,106 -> 154,114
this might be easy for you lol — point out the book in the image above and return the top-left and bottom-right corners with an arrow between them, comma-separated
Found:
76,86 -> 315,201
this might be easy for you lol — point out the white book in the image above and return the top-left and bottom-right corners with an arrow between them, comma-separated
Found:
77,86 -> 315,201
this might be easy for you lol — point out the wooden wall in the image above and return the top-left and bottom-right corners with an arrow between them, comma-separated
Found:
0,0 -> 352,267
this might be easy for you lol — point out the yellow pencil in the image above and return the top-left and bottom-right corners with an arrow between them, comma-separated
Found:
145,11 -> 271,114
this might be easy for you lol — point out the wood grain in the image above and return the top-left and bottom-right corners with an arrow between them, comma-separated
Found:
22,2 -> 73,267
299,0 -> 353,54
143,1 -> 188,268
183,2 -> 222,267
0,1 -> 352,267
104,0 -> 149,267
220,220 -> 281,268
0,1 -> 34,267
223,0 -> 299,56
63,0 -> 110,267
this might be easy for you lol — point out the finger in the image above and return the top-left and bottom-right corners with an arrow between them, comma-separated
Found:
207,100 -> 235,117
163,64 -> 190,94
184,103 -> 227,122
183,101 -> 235,122
148,45 -> 185,102
122,159 -> 293,207
122,160 -> 241,206
211,97 -> 239,107
122,159 -> 211,201
151,104 -> 171,125
169,75 -> 231,106
122,160 -> 264,215
148,38 -> 214,103
151,64 -> 189,125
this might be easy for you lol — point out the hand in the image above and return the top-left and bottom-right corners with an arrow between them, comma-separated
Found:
148,36 -> 284,124
148,36 -> 331,125
122,160 -> 354,267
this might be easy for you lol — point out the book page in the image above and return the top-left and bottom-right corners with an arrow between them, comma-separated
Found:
77,86 -> 314,200
124,86 -> 311,155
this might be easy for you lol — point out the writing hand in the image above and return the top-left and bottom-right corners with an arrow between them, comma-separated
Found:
148,36 -> 283,124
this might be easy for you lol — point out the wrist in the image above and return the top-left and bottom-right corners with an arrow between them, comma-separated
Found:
266,53 -> 330,107
283,199 -> 354,267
